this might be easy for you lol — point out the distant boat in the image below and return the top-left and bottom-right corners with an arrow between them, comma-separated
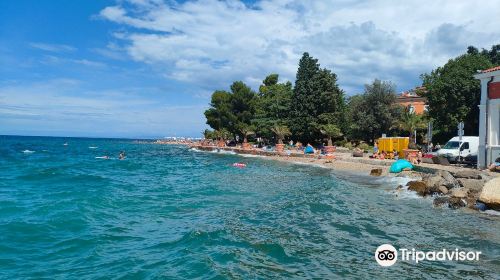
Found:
63,143 -> 68,146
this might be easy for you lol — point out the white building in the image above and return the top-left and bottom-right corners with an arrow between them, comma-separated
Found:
474,66 -> 500,169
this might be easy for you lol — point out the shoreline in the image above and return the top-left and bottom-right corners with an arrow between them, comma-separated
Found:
187,144 -> 500,214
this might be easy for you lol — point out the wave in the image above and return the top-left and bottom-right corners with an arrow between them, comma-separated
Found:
22,150 -> 35,153
484,210 -> 500,216
89,146 -> 98,149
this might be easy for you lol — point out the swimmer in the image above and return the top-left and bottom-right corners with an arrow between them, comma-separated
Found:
119,151 -> 126,160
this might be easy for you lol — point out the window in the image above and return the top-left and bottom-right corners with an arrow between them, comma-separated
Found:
460,142 -> 469,151
408,105 -> 415,113
443,141 -> 460,149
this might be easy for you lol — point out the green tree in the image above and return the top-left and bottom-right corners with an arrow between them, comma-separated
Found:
347,79 -> 401,142
420,52 -> 493,141
237,124 -> 255,143
253,74 -> 292,139
204,81 -> 257,141
290,52 -> 345,144
270,124 -> 291,144
320,124 -> 343,146
204,90 -> 235,131
480,44 -> 500,65
394,107 -> 427,144
203,129 -> 216,140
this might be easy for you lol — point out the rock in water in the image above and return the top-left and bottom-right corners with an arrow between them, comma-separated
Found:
422,174 -> 446,194
438,185 -> 449,194
407,181 -> 428,196
437,170 -> 460,189
479,177 -> 500,210
433,196 -> 449,207
370,168 -> 383,176
453,170 -> 482,180
448,197 -> 466,209
451,187 -> 468,199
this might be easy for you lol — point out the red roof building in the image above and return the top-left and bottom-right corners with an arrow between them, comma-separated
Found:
395,87 -> 427,115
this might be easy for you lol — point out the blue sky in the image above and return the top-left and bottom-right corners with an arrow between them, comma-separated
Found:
1,0 -> 499,138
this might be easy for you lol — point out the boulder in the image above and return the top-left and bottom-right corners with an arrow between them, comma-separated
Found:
370,168 -> 383,176
453,170 -> 482,180
423,174 -> 445,189
437,170 -> 460,189
465,197 -> 477,209
433,196 -> 449,207
478,177 -> 500,210
451,187 -> 468,199
438,185 -> 449,195
448,197 -> 466,209
457,178 -> 484,195
396,170 -> 422,180
407,181 -> 428,196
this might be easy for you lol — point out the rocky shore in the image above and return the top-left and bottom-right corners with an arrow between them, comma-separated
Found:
189,144 -> 500,213
402,169 -> 500,211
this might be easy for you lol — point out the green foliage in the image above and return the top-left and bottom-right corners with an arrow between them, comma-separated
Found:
357,143 -> 370,152
480,44 -> 500,65
347,79 -> 401,142
204,81 -> 257,141
203,129 -> 216,140
320,123 -> 343,146
236,123 -> 255,142
343,142 -> 354,150
270,124 -> 291,144
394,107 -> 427,142
289,53 -> 346,144
420,52 -> 493,140
253,74 -> 292,139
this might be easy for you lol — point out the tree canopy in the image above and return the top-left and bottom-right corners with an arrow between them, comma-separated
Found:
289,52 -> 345,144
347,79 -> 401,142
253,74 -> 292,139
204,81 -> 257,140
420,52 -> 493,141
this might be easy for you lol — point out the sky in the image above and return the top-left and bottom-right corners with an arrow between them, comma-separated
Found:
1,0 -> 499,138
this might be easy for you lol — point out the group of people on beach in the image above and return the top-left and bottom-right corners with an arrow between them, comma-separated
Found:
370,142 -> 423,164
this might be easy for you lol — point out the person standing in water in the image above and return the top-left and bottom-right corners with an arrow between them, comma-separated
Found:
119,151 -> 126,160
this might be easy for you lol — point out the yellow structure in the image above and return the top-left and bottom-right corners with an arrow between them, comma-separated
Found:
377,137 -> 409,157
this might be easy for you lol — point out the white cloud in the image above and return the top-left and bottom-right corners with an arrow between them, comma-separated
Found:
30,42 -> 77,53
98,0 -> 500,94
0,79 -> 207,137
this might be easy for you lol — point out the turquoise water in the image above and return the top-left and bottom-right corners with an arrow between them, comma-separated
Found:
0,136 -> 499,279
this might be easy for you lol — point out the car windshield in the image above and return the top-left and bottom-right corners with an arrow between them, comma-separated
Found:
443,141 -> 460,149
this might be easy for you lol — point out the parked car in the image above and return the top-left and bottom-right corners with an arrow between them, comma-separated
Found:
436,136 -> 479,163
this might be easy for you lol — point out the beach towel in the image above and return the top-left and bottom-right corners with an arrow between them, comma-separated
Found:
389,159 -> 413,173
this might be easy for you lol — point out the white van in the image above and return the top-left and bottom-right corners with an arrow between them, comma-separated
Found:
437,136 -> 479,162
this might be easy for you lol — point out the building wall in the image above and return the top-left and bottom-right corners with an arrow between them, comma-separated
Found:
476,73 -> 500,168
396,100 -> 427,114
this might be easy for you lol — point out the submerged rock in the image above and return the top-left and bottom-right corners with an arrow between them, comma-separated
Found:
433,196 -> 449,207
478,177 -> 500,210
407,181 -> 428,196
448,197 -> 466,209
370,168 -> 383,176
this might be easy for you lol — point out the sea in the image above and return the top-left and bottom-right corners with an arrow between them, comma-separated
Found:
0,135 -> 499,279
